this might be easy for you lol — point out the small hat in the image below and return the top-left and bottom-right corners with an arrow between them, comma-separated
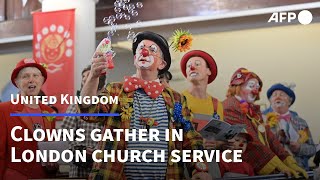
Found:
11,58 -> 47,87
267,83 -> 296,105
238,128 -> 253,142
180,50 -> 218,84
230,68 -> 262,91
132,31 -> 171,74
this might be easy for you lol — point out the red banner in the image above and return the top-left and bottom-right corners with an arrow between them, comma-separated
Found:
33,9 -> 75,117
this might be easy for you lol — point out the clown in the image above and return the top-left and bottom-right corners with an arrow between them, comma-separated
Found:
263,83 -> 316,170
180,50 -> 224,179
80,31 -> 210,180
180,50 -> 223,132
0,58 -> 57,179
219,129 -> 255,177
223,68 -> 308,179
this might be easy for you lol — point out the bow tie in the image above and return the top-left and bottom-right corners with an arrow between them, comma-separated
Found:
279,113 -> 291,122
123,76 -> 164,99
239,100 -> 256,117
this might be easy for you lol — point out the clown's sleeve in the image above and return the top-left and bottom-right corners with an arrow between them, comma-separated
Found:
179,94 -> 206,176
265,125 -> 291,161
296,117 -> 316,157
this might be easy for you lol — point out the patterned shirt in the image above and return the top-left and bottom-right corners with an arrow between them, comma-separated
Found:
263,108 -> 316,170
124,89 -> 168,180
79,82 -> 204,180
61,104 -> 103,178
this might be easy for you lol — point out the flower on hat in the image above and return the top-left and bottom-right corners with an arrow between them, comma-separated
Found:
40,63 -> 48,69
170,29 -> 193,52
241,69 -> 250,74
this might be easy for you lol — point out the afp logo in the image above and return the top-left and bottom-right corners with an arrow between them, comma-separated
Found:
268,10 -> 313,25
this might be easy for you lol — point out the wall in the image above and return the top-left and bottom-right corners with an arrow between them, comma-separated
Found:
0,52 -> 32,92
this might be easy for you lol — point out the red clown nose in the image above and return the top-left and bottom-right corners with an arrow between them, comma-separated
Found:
141,49 -> 149,57
252,89 -> 259,95
190,65 -> 195,71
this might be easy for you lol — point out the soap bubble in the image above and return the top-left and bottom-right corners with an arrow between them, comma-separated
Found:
131,10 -> 138,17
111,24 -> 117,32
136,2 -> 143,8
107,31 -> 114,37
127,30 -> 135,41
103,17 -> 109,24
114,7 -> 121,13
124,14 -> 131,20
114,1 -> 122,7
116,13 -> 122,19
128,3 -> 135,10
109,15 -> 116,21
123,5 -> 128,11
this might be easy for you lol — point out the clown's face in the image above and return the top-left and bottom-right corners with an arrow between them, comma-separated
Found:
270,90 -> 291,114
15,67 -> 44,96
134,40 -> 166,72
231,134 -> 248,153
240,78 -> 260,103
186,57 -> 211,83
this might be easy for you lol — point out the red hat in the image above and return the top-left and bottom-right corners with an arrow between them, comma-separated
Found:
180,50 -> 217,84
11,58 -> 47,87
238,128 -> 253,142
230,68 -> 262,91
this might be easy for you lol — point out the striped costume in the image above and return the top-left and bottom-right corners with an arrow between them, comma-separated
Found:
79,82 -> 204,180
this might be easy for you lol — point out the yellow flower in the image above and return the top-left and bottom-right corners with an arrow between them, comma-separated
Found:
266,112 -> 279,128
42,110 -> 56,122
120,106 -> 133,121
298,129 -> 309,143
40,63 -> 48,69
171,29 -> 193,52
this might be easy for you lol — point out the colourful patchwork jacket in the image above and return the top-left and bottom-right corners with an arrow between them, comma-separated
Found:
79,82 -> 204,180
223,96 -> 293,175
263,107 -> 316,170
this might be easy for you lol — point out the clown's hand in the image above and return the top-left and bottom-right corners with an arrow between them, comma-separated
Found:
275,163 -> 299,178
287,163 -> 308,179
284,156 -> 308,179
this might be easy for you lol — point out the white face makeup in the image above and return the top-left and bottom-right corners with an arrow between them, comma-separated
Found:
186,57 -> 210,83
270,90 -> 291,112
241,79 -> 260,103
134,40 -> 163,70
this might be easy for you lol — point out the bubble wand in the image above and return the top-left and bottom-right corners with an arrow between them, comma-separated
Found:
95,37 -> 115,75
